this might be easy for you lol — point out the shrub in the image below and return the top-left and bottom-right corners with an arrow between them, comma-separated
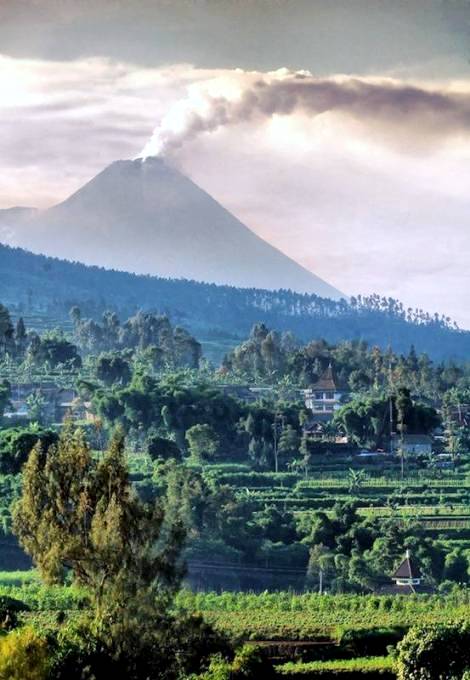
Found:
0,595 -> 30,630
41,611 -> 230,680
0,626 -> 49,680
339,626 -> 407,657
396,621 -> 470,680
198,645 -> 275,680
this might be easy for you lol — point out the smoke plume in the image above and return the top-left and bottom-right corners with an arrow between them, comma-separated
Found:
141,69 -> 470,158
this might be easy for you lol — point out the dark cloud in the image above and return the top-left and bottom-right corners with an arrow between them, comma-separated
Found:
0,0 -> 467,77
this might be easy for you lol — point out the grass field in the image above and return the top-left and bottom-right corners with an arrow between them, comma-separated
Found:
278,656 -> 395,676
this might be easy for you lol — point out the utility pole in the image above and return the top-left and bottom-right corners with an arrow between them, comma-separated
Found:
388,349 -> 394,456
273,419 -> 279,473
272,413 -> 285,474
319,568 -> 323,595
400,438 -> 405,482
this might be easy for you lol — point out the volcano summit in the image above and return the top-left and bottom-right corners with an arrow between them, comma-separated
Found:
0,157 -> 343,299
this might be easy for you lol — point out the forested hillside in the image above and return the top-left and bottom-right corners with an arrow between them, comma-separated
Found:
1,243 -> 469,360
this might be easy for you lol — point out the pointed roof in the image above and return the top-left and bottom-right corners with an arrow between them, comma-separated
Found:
311,363 -> 346,391
392,550 -> 422,580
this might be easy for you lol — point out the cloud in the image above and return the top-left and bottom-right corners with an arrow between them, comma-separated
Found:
141,68 -> 470,157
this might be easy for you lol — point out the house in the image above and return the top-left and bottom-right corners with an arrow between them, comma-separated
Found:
304,363 -> 348,421
391,434 -> 432,456
302,421 -> 326,441
218,384 -> 263,403
5,382 -> 80,424
218,384 -> 286,403
379,550 -> 434,595
392,550 -> 423,588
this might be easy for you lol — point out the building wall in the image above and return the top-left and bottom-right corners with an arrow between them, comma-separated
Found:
304,389 -> 346,415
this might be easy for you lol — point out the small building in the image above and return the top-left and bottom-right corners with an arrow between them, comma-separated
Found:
5,382 -> 80,424
391,434 -> 432,456
303,421 -> 327,441
379,550 -> 434,595
392,550 -> 423,589
218,384 -> 264,403
304,363 -> 348,420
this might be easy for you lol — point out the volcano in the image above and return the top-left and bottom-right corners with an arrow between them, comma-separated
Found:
0,157 -> 343,299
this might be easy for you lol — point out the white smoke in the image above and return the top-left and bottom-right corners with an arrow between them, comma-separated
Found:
140,68 -> 470,159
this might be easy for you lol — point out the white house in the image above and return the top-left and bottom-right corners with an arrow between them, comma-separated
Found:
304,363 -> 348,420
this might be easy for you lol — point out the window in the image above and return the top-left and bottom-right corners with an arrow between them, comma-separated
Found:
325,391 -> 334,400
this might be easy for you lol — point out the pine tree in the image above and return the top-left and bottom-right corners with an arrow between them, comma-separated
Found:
14,317 -> 27,359
12,425 -> 185,613
0,303 -> 14,356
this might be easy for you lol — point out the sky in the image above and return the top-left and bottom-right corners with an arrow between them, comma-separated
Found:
1,0 -> 470,327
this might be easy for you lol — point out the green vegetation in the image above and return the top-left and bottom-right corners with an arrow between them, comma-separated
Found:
0,298 -> 469,677
0,427 -> 58,474
0,429 -> 231,680
278,656 -> 394,677
174,590 -> 470,640
396,622 -> 470,680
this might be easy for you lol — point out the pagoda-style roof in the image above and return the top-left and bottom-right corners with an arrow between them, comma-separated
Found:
392,551 -> 422,581
311,363 -> 346,392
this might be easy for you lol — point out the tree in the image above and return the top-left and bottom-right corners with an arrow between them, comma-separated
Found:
334,391 -> 439,450
443,550 -> 469,584
307,544 -> 335,591
0,380 -> 11,420
396,387 -> 410,479
173,327 -> 202,368
348,369 -> 372,392
277,425 -> 300,468
69,305 -> 81,327
0,426 -> 58,474
28,331 -> 82,369
95,353 -> 132,386
14,317 -> 27,359
333,395 -> 390,449
11,426 -> 232,680
12,426 -> 185,612
185,424 -> 219,463
0,303 -> 14,356
25,391 -> 46,424
147,435 -> 181,462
